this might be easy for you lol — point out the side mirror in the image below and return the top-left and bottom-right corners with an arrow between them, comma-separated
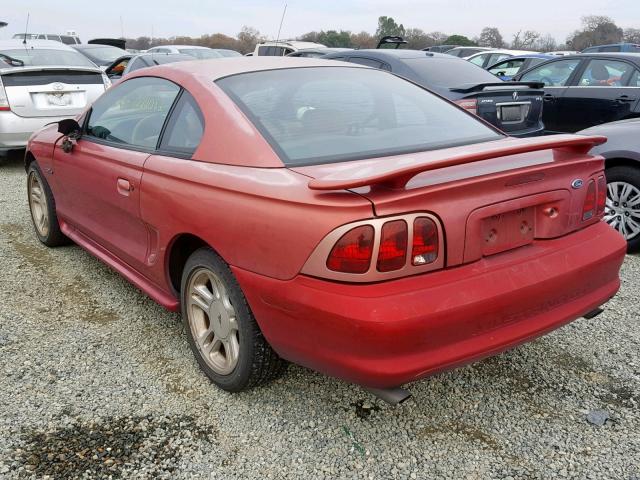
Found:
58,118 -> 81,137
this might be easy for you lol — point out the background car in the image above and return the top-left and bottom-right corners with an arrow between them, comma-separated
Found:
104,52 -> 194,80
253,40 -> 326,56
487,54 -> 556,80
582,43 -> 640,53
73,43 -> 129,67
12,32 -> 81,45
514,53 -> 640,133
0,39 -> 108,155
147,45 -> 223,59
422,44 -> 459,53
466,49 -> 535,69
211,49 -> 242,57
580,118 -> 640,251
286,47 -> 352,58
24,58 -> 624,403
322,49 -> 545,137
445,46 -> 493,58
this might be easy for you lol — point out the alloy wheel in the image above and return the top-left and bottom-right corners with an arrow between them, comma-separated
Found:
28,172 -> 50,238
605,181 -> 640,241
186,267 -> 240,375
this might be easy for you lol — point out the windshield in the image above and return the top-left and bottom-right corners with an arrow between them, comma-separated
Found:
177,48 -> 222,59
0,48 -> 96,67
217,67 -> 502,166
404,57 -> 500,87
80,46 -> 127,64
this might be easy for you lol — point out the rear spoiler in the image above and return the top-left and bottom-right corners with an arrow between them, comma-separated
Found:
0,65 -> 103,75
307,135 -> 607,191
450,81 -> 544,93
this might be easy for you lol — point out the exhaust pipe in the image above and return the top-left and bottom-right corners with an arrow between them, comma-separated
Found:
583,307 -> 604,319
364,386 -> 412,405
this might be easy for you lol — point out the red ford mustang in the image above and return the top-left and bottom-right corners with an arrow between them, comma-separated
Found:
25,58 -> 626,403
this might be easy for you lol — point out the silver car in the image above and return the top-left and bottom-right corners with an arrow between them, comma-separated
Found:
0,40 -> 109,155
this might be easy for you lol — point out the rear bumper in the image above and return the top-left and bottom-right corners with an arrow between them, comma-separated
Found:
0,111 -> 73,150
234,222 -> 626,388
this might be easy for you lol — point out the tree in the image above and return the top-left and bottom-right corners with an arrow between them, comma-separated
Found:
624,28 -> 640,44
511,30 -> 540,50
567,15 -> 623,50
428,31 -> 449,45
299,31 -> 320,43
350,31 -> 376,49
533,34 -> 558,52
236,26 -> 264,54
404,28 -> 430,49
478,27 -> 504,48
375,16 -> 405,38
444,34 -> 476,46
317,30 -> 352,48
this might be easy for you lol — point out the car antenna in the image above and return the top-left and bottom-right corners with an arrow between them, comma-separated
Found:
274,3 -> 287,55
22,12 -> 30,45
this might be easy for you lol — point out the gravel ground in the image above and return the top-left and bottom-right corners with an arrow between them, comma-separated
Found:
0,154 -> 639,479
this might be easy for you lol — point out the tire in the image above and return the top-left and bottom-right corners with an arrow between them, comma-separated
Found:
180,247 -> 286,392
27,162 -> 69,247
605,165 -> 640,253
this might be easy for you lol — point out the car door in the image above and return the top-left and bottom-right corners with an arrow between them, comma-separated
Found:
519,58 -> 582,133
560,58 -> 638,131
51,76 -> 181,271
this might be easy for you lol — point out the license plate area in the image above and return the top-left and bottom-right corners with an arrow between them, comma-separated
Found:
497,101 -> 530,124
46,92 -> 72,106
481,207 -> 535,256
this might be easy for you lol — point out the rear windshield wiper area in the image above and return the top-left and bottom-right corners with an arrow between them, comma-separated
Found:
0,53 -> 25,67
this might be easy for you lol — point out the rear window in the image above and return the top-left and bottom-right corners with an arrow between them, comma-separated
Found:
1,70 -> 103,86
403,57 -> 499,87
0,48 -> 95,67
217,67 -> 502,166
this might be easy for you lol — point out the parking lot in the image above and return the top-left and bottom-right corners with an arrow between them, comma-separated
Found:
0,156 -> 638,478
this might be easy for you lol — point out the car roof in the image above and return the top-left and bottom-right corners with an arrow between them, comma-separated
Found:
73,44 -> 121,50
151,45 -> 211,50
0,39 -> 76,50
330,49 -> 452,60
128,57 -> 367,81
258,41 -> 326,49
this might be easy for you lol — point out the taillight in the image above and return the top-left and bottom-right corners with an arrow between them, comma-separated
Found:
376,220 -> 408,272
412,217 -> 439,265
326,225 -> 374,274
0,76 -> 9,111
596,176 -> 606,215
582,180 -> 596,221
454,98 -> 478,116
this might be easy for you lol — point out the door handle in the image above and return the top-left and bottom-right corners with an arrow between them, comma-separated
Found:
117,178 -> 133,196
543,93 -> 555,102
615,95 -> 635,103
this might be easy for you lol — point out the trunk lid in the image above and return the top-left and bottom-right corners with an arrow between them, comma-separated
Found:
452,82 -> 544,135
291,135 -> 607,267
0,66 -> 105,118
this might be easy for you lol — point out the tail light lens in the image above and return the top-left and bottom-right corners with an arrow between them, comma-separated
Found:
412,217 -> 439,265
596,176 -> 607,215
326,225 -> 374,274
582,180 -> 596,221
0,76 -> 9,111
376,220 -> 408,272
454,98 -> 478,116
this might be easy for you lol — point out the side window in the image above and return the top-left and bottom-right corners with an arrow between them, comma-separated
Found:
37,34 -> 46,40
490,53 -> 510,65
630,70 -> 640,87
489,58 -> 525,77
520,59 -> 581,86
127,58 -> 148,73
257,46 -> 269,55
160,92 -> 205,156
578,59 -> 634,86
348,57 -> 385,69
86,77 -> 180,149
600,45 -> 621,52
60,35 -> 75,45
469,54 -> 486,66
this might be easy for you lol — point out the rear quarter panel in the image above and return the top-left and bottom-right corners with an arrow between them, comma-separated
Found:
139,155 -> 373,287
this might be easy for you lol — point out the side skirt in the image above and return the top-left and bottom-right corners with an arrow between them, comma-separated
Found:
59,219 -> 180,312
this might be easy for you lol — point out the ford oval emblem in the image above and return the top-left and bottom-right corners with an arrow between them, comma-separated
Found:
571,179 -> 584,189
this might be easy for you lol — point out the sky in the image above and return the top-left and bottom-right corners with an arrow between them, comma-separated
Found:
2,0 -> 639,44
